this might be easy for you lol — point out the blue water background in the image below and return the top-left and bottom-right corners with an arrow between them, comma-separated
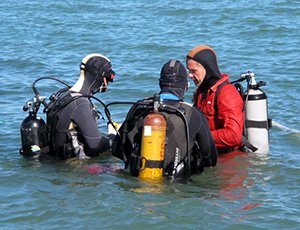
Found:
0,0 -> 300,229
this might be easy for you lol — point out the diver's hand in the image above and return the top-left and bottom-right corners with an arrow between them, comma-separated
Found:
77,145 -> 90,160
107,121 -> 121,136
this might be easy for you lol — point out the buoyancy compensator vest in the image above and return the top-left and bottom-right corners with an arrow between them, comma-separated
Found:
46,89 -> 83,158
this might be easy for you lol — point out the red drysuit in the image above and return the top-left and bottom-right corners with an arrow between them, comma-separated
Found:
194,74 -> 244,150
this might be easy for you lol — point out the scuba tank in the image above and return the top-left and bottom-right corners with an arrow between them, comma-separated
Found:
19,77 -> 72,157
235,71 -> 271,154
139,94 -> 167,181
19,76 -> 108,158
20,96 -> 49,157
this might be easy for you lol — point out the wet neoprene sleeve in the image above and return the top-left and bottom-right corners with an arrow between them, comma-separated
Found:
71,99 -> 110,155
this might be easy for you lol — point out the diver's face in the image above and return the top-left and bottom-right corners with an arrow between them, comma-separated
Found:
186,59 -> 206,87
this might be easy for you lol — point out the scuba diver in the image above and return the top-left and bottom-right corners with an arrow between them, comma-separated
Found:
20,53 -> 116,159
111,60 -> 217,181
186,45 -> 245,153
46,53 -> 116,159
186,45 -> 272,154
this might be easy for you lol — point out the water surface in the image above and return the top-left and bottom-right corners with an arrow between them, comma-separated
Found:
0,0 -> 299,229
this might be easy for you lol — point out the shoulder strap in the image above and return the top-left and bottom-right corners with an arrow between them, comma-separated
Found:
47,91 -> 85,156
214,81 -> 230,113
47,91 -> 84,118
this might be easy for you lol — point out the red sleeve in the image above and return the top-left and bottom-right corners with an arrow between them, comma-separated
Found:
211,84 -> 244,148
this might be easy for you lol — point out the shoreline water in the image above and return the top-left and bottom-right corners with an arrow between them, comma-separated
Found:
1,1 -> 299,229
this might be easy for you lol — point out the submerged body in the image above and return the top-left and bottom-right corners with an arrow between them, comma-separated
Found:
112,97 -> 218,179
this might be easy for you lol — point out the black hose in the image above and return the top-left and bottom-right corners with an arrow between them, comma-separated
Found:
104,100 -> 152,137
90,95 -> 106,108
32,77 -> 71,96
104,100 -> 153,165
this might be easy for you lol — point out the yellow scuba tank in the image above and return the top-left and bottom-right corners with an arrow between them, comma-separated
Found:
139,94 -> 166,181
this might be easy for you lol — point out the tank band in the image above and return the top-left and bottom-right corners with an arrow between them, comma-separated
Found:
247,93 -> 267,100
143,159 -> 164,168
246,119 -> 270,129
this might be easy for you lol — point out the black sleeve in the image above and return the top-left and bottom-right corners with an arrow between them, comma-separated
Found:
111,103 -> 140,163
193,108 -> 218,167
71,99 -> 110,155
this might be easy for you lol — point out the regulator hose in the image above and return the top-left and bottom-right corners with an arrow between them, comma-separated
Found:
32,76 -> 71,96
104,100 -> 152,137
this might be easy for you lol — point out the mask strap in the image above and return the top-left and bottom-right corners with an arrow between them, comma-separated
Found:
98,82 -> 107,93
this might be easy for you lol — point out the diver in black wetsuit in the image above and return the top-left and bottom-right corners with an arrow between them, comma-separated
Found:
47,53 -> 116,159
112,60 -> 217,179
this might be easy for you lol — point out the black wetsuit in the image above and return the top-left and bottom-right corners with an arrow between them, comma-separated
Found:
47,90 -> 110,159
112,98 -> 218,178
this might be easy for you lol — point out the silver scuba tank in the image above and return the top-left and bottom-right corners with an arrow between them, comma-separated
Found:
243,72 -> 271,154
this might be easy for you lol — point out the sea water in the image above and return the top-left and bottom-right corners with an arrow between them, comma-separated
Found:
0,0 -> 299,229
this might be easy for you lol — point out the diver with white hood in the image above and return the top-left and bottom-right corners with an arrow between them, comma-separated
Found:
45,53 -> 116,159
